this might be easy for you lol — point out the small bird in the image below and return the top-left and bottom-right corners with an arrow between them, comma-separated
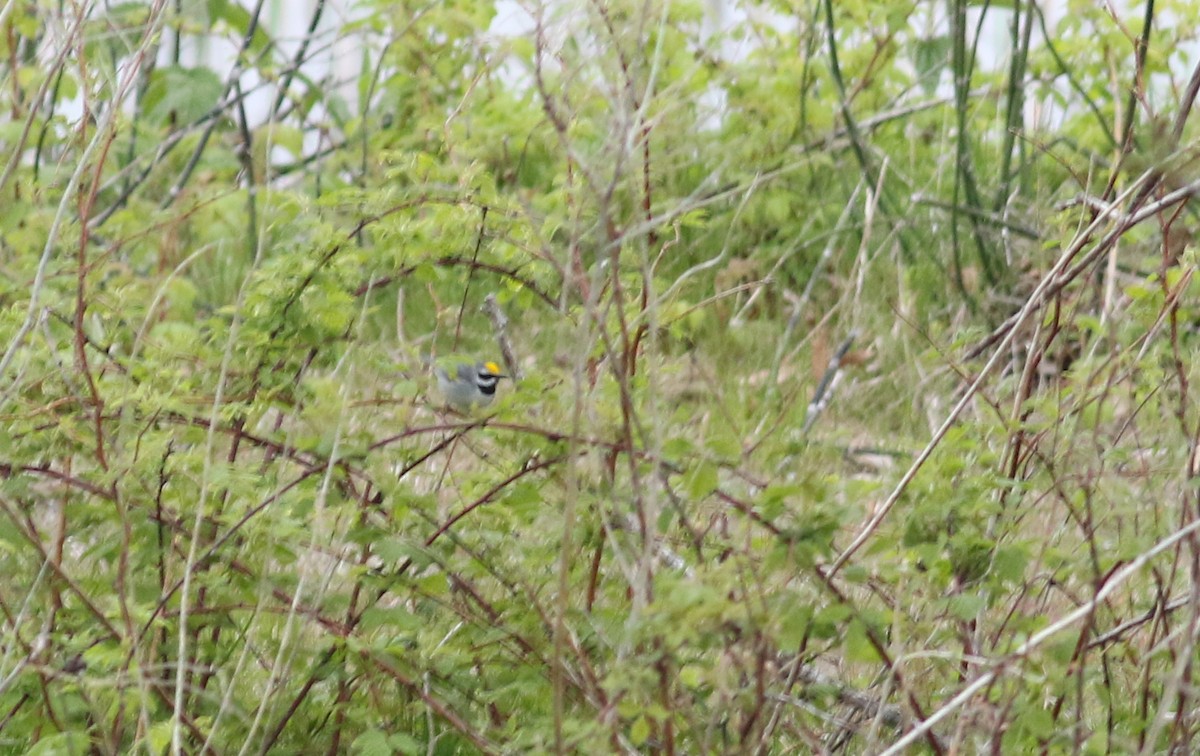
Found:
435,359 -> 507,411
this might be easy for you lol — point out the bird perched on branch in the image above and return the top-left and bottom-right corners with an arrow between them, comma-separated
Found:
435,359 -> 507,411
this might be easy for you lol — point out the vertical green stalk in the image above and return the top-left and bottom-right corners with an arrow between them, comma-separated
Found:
821,0 -> 914,262
949,0 -> 998,300
993,0 -> 1035,211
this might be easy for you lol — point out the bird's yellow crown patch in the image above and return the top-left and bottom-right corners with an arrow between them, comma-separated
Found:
484,361 -> 501,375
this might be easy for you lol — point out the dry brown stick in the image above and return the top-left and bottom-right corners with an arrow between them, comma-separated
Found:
483,294 -> 522,380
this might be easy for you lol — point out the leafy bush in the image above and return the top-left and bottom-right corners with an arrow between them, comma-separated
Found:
3,0 -> 1200,753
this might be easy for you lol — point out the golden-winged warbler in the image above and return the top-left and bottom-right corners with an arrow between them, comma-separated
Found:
435,360 -> 507,411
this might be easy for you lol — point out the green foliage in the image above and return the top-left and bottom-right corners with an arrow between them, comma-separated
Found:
2,0 -> 1200,752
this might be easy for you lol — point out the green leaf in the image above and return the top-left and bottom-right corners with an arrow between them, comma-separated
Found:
778,602 -> 813,648
143,66 -> 223,124
914,36 -> 952,93
27,732 -> 88,756
372,537 -> 428,567
145,719 -> 174,754
359,605 -> 421,632
208,0 -> 271,56
844,619 -> 882,664
946,593 -> 986,621
663,435 -> 695,460
1015,705 -> 1055,739
351,728 -> 392,756
812,603 -> 851,639
630,715 -> 651,746
685,461 -> 718,499
679,664 -> 704,689
388,732 -> 422,755
504,481 -> 542,516
704,434 -> 742,463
